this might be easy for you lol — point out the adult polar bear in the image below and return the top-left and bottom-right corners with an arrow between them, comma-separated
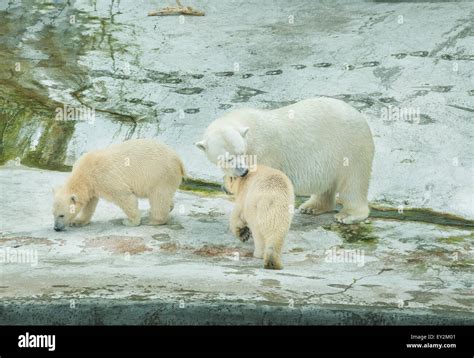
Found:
196,97 -> 375,224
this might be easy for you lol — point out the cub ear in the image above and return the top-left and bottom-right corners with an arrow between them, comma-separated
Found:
195,140 -> 207,151
239,127 -> 250,138
70,194 -> 78,204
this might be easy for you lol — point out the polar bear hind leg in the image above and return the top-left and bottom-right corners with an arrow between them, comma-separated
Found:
299,189 -> 336,215
145,187 -> 174,225
263,233 -> 284,270
252,225 -> 285,270
334,176 -> 370,224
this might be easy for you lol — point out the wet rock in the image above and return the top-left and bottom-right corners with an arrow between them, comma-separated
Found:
174,87 -> 204,95
265,69 -> 283,75
232,86 -> 266,103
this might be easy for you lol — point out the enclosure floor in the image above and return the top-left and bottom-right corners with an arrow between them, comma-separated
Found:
0,166 -> 472,325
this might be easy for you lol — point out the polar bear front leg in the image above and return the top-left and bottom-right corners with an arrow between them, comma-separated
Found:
71,197 -> 99,226
230,205 -> 250,242
113,192 -> 141,226
300,191 -> 336,215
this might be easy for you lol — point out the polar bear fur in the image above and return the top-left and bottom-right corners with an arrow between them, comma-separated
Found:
224,165 -> 294,270
197,97 -> 375,224
53,139 -> 184,231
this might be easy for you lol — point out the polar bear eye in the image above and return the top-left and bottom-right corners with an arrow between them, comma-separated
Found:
59,215 -> 64,218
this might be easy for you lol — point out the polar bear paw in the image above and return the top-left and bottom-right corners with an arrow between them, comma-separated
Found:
299,199 -> 333,216
142,217 -> 168,226
122,218 -> 141,227
300,206 -> 329,215
264,255 -> 283,270
334,212 -> 367,225
70,219 -> 90,227
238,227 -> 252,242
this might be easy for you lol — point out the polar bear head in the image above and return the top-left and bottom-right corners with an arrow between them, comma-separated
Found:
52,186 -> 83,231
223,175 -> 242,195
195,126 -> 251,177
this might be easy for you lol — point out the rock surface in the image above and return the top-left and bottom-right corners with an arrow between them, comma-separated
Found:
1,167 -> 473,324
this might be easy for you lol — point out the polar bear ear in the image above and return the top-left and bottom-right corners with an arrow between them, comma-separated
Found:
195,140 -> 207,151
239,127 -> 250,138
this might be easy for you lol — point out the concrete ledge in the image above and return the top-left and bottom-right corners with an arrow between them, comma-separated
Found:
2,301 -> 473,326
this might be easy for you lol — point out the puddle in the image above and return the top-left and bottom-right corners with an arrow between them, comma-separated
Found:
232,86 -> 266,103
265,69 -> 283,75
174,87 -> 204,95
314,62 -> 332,67
214,71 -> 234,77
152,233 -> 171,242
260,279 -> 281,287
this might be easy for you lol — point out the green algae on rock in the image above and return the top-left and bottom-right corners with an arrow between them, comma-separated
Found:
323,222 -> 378,244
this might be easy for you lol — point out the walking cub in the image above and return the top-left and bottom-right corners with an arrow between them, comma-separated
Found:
224,165 -> 294,269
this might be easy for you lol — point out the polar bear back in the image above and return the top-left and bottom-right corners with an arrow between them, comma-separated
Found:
209,97 -> 374,196
73,139 -> 184,199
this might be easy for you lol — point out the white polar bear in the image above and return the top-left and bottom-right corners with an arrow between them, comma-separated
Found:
224,165 -> 294,270
196,97 -> 375,224
53,139 -> 184,231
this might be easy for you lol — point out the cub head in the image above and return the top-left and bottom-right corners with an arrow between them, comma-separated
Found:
222,175 -> 241,195
52,186 -> 82,231
195,126 -> 251,177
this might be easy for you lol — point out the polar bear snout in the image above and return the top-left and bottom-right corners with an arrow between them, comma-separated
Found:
221,183 -> 230,194
231,154 -> 250,177
54,217 -> 66,231
234,166 -> 249,177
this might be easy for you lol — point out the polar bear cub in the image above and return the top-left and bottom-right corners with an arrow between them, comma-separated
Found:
224,165 -> 294,270
197,97 -> 375,224
53,139 -> 184,231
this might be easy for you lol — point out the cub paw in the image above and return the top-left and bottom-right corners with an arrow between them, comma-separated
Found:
70,219 -> 89,227
264,258 -> 283,270
142,217 -> 167,226
238,226 -> 252,242
122,218 -> 141,227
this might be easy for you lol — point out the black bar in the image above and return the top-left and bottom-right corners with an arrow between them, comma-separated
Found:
0,325 -> 472,355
